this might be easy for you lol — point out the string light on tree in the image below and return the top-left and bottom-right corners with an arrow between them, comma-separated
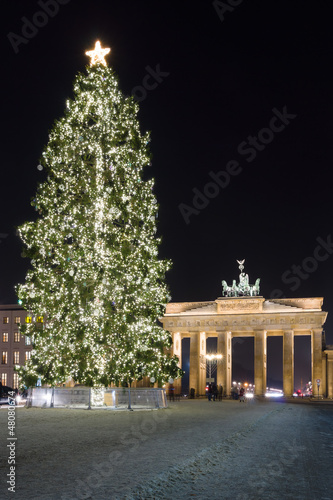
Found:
16,42 -> 182,389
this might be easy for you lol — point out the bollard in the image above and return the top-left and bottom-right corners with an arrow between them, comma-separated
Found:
128,387 -> 133,411
88,387 -> 91,410
50,387 -> 54,408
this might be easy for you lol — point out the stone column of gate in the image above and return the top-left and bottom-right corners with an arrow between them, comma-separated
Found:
217,331 -> 232,396
189,331 -> 199,396
173,332 -> 182,395
254,330 -> 267,396
198,332 -> 206,396
326,351 -> 333,399
312,328 -> 323,396
283,330 -> 294,397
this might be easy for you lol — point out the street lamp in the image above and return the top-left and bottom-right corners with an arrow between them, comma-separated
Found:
205,354 -> 223,384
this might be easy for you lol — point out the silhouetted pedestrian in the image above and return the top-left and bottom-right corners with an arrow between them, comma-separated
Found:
168,384 -> 175,401
207,383 -> 213,401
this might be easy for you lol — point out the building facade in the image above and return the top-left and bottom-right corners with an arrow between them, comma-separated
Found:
0,305 -> 33,388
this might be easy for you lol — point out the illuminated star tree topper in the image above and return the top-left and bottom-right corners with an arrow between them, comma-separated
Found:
85,40 -> 111,66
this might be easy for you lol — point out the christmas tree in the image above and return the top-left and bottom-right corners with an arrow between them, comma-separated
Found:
17,41 -> 181,388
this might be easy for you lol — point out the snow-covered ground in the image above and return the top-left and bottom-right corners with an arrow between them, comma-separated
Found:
1,399 -> 332,499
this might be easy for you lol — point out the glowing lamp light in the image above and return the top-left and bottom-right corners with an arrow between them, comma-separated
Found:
205,354 -> 222,361
85,41 -> 110,66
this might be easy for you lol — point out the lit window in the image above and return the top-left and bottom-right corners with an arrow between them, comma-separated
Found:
25,316 -> 32,323
15,316 -> 21,324
1,373 -> 7,385
14,332 -> 20,343
2,352 -> 8,364
36,316 -> 43,323
25,351 -> 31,361
25,336 -> 31,346
3,317 -> 9,324
13,373 -> 19,389
2,332 -> 8,343
13,352 -> 19,364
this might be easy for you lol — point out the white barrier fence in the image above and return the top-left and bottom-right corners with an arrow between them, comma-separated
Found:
27,387 -> 167,410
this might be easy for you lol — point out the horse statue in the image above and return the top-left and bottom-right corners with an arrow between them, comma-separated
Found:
222,280 -> 238,297
231,280 -> 238,296
222,280 -> 228,295
252,278 -> 260,296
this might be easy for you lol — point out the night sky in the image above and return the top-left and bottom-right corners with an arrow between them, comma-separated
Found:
1,0 -> 332,390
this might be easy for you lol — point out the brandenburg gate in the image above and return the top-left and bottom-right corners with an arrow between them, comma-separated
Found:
161,261 -> 328,397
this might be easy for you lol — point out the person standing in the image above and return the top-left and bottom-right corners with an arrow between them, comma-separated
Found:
212,384 -> 218,401
168,383 -> 175,401
207,383 -> 213,401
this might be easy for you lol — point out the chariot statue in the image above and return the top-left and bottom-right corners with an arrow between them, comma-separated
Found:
221,260 -> 260,297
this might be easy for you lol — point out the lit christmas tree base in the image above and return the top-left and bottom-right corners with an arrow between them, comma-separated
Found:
27,386 -> 168,410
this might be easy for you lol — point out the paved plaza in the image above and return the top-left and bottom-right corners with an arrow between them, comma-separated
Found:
1,399 -> 333,499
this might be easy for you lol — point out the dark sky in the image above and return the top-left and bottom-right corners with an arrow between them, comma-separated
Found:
1,0 -> 332,389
